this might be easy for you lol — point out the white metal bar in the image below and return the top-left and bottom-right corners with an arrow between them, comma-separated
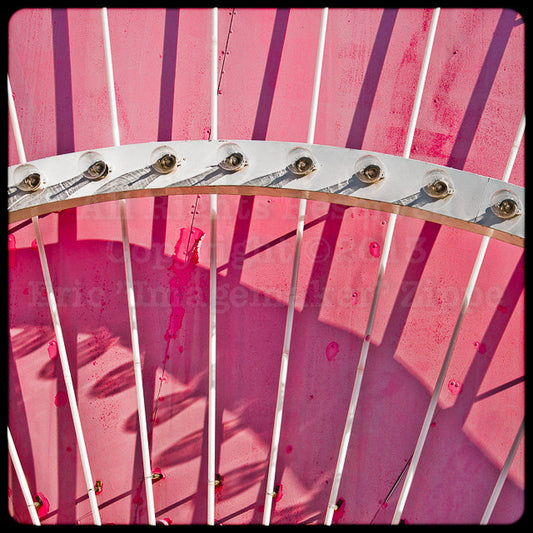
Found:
7,427 -> 41,525
391,112 -> 525,524
207,7 -> 218,526
262,8 -> 328,526
324,8 -> 441,525
32,216 -> 102,525
480,418 -> 524,524
101,8 -> 156,525
119,201 -> 156,525
7,75 -> 27,164
101,8 -> 120,147
8,73 -> 102,526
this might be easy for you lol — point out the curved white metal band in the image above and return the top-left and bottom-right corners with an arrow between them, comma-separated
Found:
8,140 -> 524,247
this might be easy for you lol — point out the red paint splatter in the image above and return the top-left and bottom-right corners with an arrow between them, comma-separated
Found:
369,242 -> 381,257
497,305 -> 507,313
34,492 -> 50,518
286,445 -> 293,454
8,234 -> 16,268
474,341 -> 487,354
165,227 -> 205,341
447,380 -> 462,395
47,340 -> 58,360
8,487 -> 12,498
31,239 -> 38,250
326,341 -> 339,361
54,391 -> 67,406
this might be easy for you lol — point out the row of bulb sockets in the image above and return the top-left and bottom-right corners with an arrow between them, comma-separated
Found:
11,144 -> 522,220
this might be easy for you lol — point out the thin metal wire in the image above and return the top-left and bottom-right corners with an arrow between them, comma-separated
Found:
100,7 -> 156,525
262,8 -> 329,526
391,111 -> 525,524
324,7 -> 441,525
7,427 -> 42,525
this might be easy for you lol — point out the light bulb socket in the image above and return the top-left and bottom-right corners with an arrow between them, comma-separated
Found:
217,143 -> 248,172
14,163 -> 46,192
490,189 -> 522,219
79,151 -> 110,180
287,147 -> 316,177
150,145 -> 180,174
355,155 -> 385,184
423,169 -> 454,199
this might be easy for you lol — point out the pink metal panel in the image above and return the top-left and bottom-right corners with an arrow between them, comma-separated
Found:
8,7 -> 524,525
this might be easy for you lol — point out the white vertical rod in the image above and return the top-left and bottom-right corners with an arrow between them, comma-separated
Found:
7,427 -> 41,525
101,8 -> 120,148
8,74 -> 102,526
324,8 -> 441,525
101,7 -> 156,525
480,418 -> 524,524
7,75 -> 27,164
207,7 -> 218,527
32,217 -> 102,525
262,8 -> 329,526
119,201 -> 156,526
391,112 -> 524,524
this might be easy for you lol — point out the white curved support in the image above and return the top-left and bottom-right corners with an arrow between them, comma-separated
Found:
7,427 -> 41,525
391,111 -> 525,524
207,7 -> 218,526
101,8 -> 156,525
262,8 -> 329,526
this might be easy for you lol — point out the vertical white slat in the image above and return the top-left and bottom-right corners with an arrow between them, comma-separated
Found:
262,8 -> 329,526
207,6 -> 219,526
8,74 -> 102,526
100,8 -> 156,525
391,112 -> 525,524
7,427 -> 42,525
480,418 -> 524,524
324,8 -> 441,525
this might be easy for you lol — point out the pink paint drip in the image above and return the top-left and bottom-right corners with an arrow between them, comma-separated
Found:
8,234 -> 16,268
326,341 -> 339,361
54,391 -> 67,406
34,492 -> 50,518
47,340 -> 58,360
165,227 -> 205,341
447,380 -> 462,395
474,341 -> 487,354
369,242 -> 381,257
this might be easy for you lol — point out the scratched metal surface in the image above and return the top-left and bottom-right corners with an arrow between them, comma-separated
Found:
7,8 -> 524,524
